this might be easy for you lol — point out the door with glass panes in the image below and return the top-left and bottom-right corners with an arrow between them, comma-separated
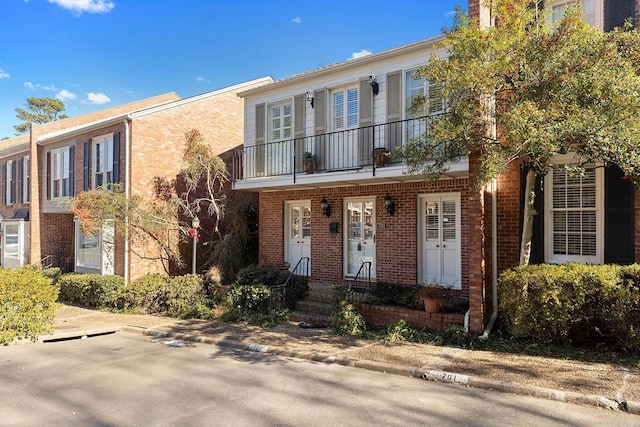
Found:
420,194 -> 461,289
286,201 -> 311,271
345,198 -> 376,277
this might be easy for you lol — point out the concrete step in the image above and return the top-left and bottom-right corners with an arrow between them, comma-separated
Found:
291,310 -> 332,328
295,300 -> 332,316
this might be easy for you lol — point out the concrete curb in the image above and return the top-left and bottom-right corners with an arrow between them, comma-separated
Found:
121,326 -> 639,415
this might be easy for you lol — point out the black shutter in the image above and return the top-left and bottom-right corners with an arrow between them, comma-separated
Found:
10,160 -> 16,204
2,163 -> 5,205
519,164 -> 545,264
83,140 -> 90,191
16,159 -> 23,203
69,146 -> 75,196
604,165 -> 635,264
113,132 -> 120,184
605,0 -> 635,31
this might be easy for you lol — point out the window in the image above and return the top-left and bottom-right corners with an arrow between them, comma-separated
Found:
267,100 -> 292,143
549,0 -> 601,29
5,160 -> 15,205
23,155 -> 30,204
93,135 -> 114,189
74,219 -> 114,273
76,228 -> 101,269
405,69 -> 445,142
51,147 -> 71,199
3,223 -> 19,259
545,155 -> 603,264
332,87 -> 358,130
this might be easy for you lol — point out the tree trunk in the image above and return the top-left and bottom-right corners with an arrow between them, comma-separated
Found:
519,169 -> 537,266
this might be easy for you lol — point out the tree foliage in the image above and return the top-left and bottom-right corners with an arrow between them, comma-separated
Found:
404,0 -> 640,264
14,97 -> 69,134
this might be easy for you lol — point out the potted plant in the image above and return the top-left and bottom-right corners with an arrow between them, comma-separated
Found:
417,285 -> 448,314
372,147 -> 390,167
303,152 -> 317,174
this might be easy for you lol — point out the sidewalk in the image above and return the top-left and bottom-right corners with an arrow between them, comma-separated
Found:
42,304 -> 640,415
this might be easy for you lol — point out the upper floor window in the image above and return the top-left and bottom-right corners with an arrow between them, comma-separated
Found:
332,86 -> 358,131
267,100 -> 292,143
51,147 -> 71,199
405,69 -> 444,118
4,160 -> 15,205
549,0 -> 602,29
93,134 -> 114,189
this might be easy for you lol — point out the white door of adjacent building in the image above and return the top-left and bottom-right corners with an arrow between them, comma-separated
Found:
2,220 -> 30,268
345,198 -> 376,277
419,193 -> 461,289
286,201 -> 311,272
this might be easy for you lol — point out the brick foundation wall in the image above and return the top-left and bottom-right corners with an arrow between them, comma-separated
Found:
356,303 -> 465,331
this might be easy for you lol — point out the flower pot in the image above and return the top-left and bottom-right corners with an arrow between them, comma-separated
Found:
303,158 -> 316,174
424,297 -> 442,314
373,148 -> 389,167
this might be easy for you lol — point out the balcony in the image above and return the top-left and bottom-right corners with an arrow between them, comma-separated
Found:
232,115 -> 468,191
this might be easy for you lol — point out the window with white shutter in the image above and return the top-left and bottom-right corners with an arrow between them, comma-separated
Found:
331,87 -> 358,131
51,148 -> 70,199
93,134 -> 114,189
545,154 -> 603,264
267,100 -> 292,143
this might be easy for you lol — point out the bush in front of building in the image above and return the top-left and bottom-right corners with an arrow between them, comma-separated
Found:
0,267 -> 59,345
115,273 -> 208,318
499,263 -> 640,352
58,273 -> 124,309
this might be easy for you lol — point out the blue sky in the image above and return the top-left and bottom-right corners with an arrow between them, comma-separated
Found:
0,0 -> 462,139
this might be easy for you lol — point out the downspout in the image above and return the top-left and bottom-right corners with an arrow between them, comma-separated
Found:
124,118 -> 130,285
479,178 -> 498,340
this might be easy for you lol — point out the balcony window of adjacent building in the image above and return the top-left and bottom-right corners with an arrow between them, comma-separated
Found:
405,69 -> 445,141
332,87 -> 358,131
549,0 -> 602,29
93,134 -> 114,189
51,147 -> 71,199
544,154 -> 604,264
267,100 -> 292,143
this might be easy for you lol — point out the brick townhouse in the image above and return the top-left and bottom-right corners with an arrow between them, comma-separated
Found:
0,76 -> 272,282
232,0 -> 640,333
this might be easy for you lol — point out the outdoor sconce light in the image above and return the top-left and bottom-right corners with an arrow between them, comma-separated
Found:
369,74 -> 379,96
320,197 -> 331,217
306,90 -> 314,108
383,193 -> 395,216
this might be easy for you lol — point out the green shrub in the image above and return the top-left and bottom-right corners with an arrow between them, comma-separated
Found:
332,300 -> 366,337
236,264 -> 289,287
42,267 -> 62,285
385,319 -> 416,342
58,273 -> 124,308
499,263 -> 640,351
220,283 -> 272,322
165,274 -> 207,318
370,282 -> 418,308
285,276 -> 309,309
115,274 -> 170,314
0,267 -> 59,344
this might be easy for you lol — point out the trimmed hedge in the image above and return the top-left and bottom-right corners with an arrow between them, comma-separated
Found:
499,263 -> 640,352
0,267 -> 59,344
58,274 -> 124,308
115,273 -> 207,318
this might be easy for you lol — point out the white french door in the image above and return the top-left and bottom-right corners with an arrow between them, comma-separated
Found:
345,198 -> 376,277
419,193 -> 461,289
286,201 -> 311,272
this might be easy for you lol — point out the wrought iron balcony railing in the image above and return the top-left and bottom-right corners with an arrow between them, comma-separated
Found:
232,115 -> 437,182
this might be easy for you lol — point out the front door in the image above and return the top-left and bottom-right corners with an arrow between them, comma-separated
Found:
345,198 -> 376,277
286,201 -> 311,272
419,193 -> 461,289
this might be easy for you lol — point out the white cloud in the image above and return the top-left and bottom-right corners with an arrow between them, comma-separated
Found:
86,92 -> 111,104
48,0 -> 115,14
350,49 -> 372,60
291,17 -> 302,24
56,89 -> 77,101
24,81 -> 39,90
0,69 -> 9,79
196,76 -> 210,84
43,84 -> 59,91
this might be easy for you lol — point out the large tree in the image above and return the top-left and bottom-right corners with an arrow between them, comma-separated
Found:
404,0 -> 640,265
14,97 -> 69,134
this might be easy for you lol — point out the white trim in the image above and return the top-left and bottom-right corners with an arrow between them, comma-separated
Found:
343,196 -> 376,279
284,200 -> 312,273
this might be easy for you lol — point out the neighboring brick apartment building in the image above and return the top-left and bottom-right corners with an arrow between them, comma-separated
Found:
0,76 -> 272,282
232,0 -> 639,333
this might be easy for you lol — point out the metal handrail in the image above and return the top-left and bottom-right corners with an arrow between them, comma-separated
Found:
348,261 -> 372,302
269,257 -> 310,313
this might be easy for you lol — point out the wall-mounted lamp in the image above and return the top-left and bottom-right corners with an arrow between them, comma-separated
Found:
306,90 -> 314,108
369,74 -> 379,96
383,193 -> 395,216
320,197 -> 331,217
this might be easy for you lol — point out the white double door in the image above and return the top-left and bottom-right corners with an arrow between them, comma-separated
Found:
286,201 -> 311,271
419,193 -> 461,289
345,198 -> 376,277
